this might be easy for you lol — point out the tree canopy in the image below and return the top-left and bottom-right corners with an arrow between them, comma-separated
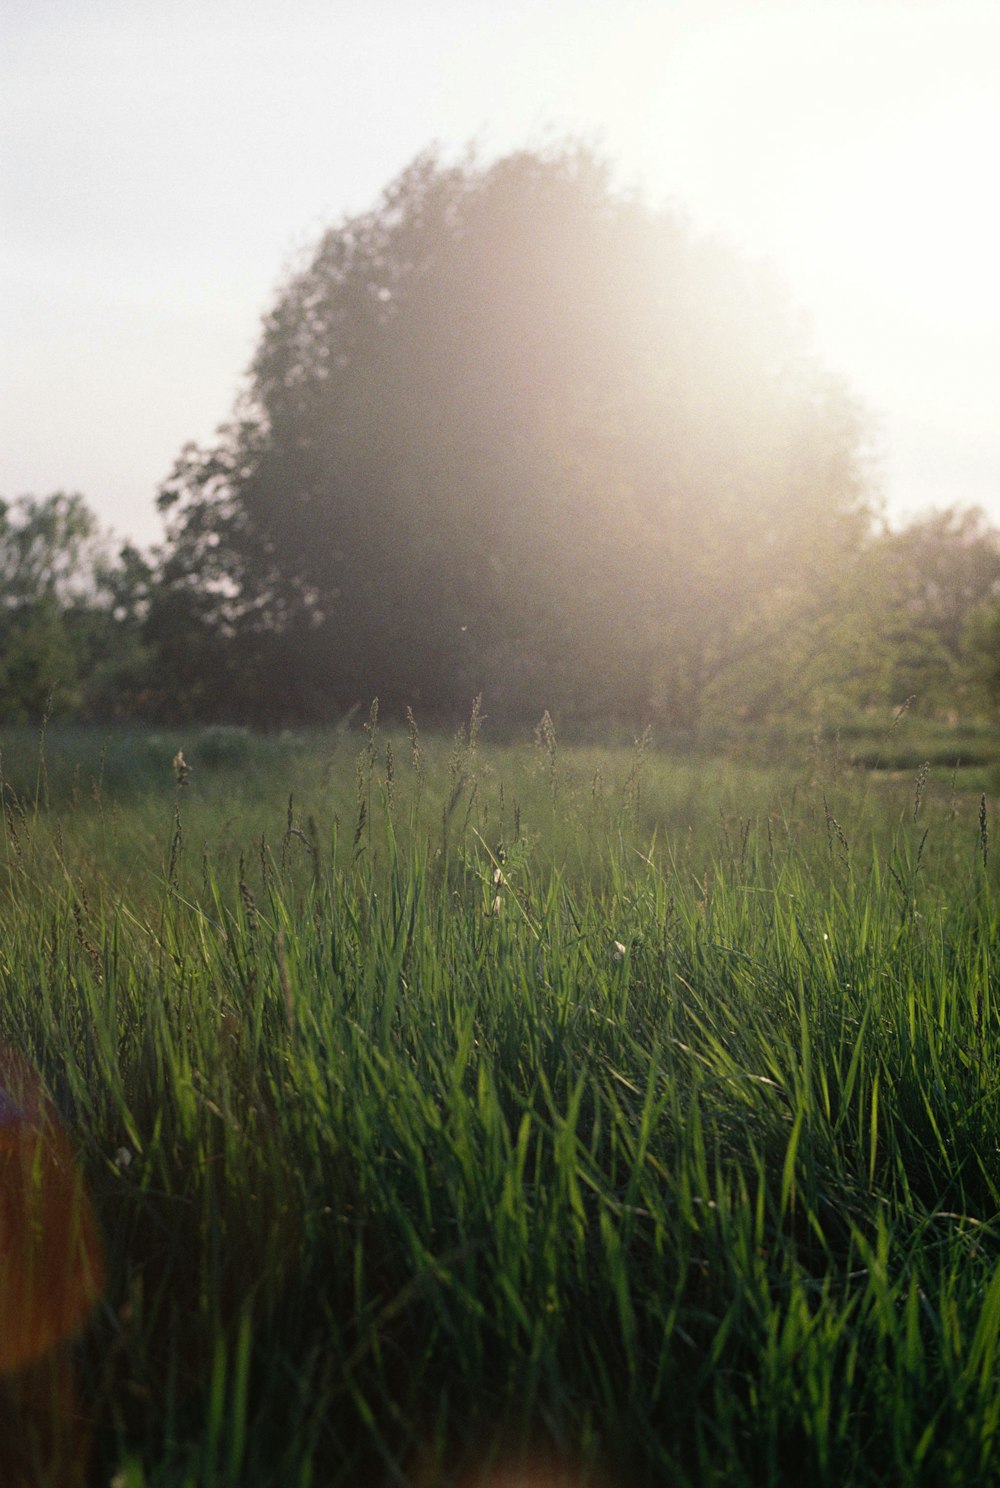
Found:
6,150 -> 1000,733
155,145 -> 874,729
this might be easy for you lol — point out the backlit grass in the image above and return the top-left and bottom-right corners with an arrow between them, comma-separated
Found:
1,717 -> 999,1485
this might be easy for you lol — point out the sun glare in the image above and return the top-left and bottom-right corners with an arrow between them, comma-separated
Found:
600,6 -> 1000,358
775,87 -> 999,338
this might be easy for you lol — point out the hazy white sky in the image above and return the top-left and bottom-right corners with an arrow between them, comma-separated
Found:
2,0 -> 999,547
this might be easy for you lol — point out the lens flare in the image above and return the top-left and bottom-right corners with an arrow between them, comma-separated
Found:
0,1044 -> 105,1375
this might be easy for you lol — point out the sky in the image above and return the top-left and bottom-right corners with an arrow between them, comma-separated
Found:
2,0 -> 999,549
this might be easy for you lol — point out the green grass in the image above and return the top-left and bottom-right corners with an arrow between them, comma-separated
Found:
3,718 -> 1000,1484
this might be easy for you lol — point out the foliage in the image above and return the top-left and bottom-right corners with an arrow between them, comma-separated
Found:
678,505 -> 1000,731
0,494 -> 154,723
156,145 -> 873,729
859,507 -> 1000,713
6,150 -> 1000,730
0,493 -> 104,720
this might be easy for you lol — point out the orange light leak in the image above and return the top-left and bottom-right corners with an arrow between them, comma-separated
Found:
0,1044 -> 105,1375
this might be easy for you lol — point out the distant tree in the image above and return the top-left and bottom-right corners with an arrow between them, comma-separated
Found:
700,507 -> 1000,726
858,507 -> 1000,714
933,509 -> 1000,714
158,145 -> 874,728
77,542 -> 158,720
0,493 -> 154,723
0,494 -> 106,720
0,492 -> 103,606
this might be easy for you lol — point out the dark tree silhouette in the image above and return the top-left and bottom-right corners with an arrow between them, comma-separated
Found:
155,144 -> 873,728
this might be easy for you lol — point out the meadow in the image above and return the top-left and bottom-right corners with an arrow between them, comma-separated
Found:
3,711 -> 1000,1485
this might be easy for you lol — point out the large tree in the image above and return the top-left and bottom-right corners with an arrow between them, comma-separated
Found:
156,145 -> 874,728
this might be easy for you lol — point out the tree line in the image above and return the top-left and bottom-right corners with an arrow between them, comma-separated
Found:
5,146 -> 1000,732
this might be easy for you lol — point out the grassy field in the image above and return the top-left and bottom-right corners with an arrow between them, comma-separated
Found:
3,713 -> 1000,1485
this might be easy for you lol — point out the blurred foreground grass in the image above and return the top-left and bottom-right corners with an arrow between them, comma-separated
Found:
1,716 -> 1000,1484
